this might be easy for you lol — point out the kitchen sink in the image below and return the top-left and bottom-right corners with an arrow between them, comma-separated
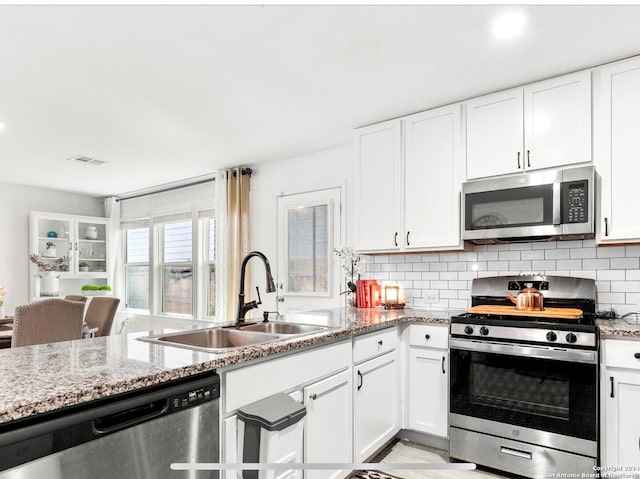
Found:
138,328 -> 282,352
238,322 -> 331,336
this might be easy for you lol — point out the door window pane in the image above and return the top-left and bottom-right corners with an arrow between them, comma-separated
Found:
287,204 -> 328,293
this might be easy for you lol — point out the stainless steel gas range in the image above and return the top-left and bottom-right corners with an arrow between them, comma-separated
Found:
449,275 -> 598,478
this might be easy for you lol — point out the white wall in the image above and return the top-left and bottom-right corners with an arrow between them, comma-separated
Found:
0,183 -> 104,314
249,144 -> 353,312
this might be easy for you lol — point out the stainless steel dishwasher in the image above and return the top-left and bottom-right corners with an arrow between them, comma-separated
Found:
0,372 -> 219,479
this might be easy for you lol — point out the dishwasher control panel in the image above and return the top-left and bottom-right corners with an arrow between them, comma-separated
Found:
168,380 -> 220,412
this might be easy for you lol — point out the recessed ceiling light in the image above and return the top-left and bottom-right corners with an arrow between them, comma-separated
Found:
491,11 -> 527,40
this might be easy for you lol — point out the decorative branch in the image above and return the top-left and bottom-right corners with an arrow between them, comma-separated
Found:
29,254 -> 69,272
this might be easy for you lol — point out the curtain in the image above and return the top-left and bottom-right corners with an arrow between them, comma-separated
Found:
224,168 -> 252,319
104,197 -> 122,297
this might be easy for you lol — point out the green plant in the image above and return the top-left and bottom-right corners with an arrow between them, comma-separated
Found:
81,284 -> 112,292
79,262 -> 89,268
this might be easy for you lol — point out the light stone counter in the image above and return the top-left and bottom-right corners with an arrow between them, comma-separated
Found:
598,318 -> 640,339
0,307 -> 455,426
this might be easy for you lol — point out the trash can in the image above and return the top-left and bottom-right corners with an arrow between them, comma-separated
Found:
237,393 -> 307,479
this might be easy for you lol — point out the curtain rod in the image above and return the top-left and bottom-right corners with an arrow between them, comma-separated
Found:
116,177 -> 216,202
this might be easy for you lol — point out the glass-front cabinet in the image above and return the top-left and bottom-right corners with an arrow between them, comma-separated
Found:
29,212 -> 110,297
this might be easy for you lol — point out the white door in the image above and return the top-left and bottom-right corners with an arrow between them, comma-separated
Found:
304,369 -> 352,479
466,87 -> 524,179
353,351 -> 399,461
276,188 -> 342,314
524,70 -> 591,171
408,347 -> 448,437
403,104 -> 463,250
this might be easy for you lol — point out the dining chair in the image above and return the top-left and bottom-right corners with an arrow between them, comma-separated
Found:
11,299 -> 85,347
84,297 -> 120,337
64,295 -> 88,303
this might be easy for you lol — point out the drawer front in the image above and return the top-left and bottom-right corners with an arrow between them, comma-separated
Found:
408,323 -> 449,349
353,327 -> 398,364
604,339 -> 640,370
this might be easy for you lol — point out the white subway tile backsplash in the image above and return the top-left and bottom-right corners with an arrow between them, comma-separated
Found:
570,248 -> 597,259
611,257 -> 640,270
360,242 -> 640,310
597,246 -> 627,258
545,249 -> 570,260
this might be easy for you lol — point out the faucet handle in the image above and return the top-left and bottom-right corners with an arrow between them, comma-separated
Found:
255,286 -> 262,306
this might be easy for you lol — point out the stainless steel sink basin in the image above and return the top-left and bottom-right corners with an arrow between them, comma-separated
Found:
239,322 -> 330,335
138,328 -> 282,352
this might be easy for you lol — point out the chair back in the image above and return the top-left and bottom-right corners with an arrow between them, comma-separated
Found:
84,297 -> 120,337
12,299 -> 85,347
64,295 -> 88,303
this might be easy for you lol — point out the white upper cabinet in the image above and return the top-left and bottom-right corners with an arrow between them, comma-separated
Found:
353,120 -> 402,252
403,104 -> 463,250
353,104 -> 463,253
594,56 -> 640,243
466,70 -> 591,179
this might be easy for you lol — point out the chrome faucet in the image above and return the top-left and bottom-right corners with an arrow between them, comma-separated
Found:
236,251 -> 276,324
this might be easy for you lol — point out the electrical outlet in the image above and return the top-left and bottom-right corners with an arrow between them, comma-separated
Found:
424,292 -> 439,303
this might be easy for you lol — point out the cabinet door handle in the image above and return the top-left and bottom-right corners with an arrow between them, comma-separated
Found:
517,152 -> 521,169
610,376 -> 615,398
527,150 -> 531,168
634,353 -> 640,359
605,217 -> 609,237
75,242 -> 78,251
406,231 -> 410,246
442,356 -> 446,374
357,370 -> 363,391
425,334 -> 430,340
394,232 -> 398,247
309,393 -> 318,401
378,340 -> 383,346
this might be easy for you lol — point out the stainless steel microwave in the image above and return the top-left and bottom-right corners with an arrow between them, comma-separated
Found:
462,165 -> 595,243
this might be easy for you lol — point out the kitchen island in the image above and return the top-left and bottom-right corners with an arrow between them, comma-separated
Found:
0,307 -> 451,425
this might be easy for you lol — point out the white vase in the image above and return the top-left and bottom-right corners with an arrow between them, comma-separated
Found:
40,271 -> 60,297
44,246 -> 57,258
0,305 -> 5,318
85,226 -> 98,240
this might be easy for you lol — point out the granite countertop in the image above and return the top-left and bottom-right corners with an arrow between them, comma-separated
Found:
0,307 -> 454,426
598,318 -> 640,339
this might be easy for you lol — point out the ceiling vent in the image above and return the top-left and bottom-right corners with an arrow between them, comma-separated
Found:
67,155 -> 107,166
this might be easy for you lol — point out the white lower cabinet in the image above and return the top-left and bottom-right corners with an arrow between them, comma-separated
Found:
303,369 -> 352,479
601,339 -> 640,468
407,348 -> 448,437
406,324 -> 449,438
353,351 -> 399,461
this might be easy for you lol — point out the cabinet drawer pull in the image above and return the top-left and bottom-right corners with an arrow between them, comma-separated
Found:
605,217 -> 609,237
425,334 -> 430,340
378,340 -> 383,346
442,356 -> 446,374
394,232 -> 398,247
309,393 -> 318,401
517,151 -> 521,169
634,353 -> 640,359
610,376 -> 615,398
357,370 -> 363,391
527,150 -> 531,168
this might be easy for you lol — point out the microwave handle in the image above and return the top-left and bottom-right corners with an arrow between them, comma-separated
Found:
552,182 -> 561,225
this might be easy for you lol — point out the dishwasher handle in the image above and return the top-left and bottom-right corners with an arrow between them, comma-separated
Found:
93,399 -> 168,435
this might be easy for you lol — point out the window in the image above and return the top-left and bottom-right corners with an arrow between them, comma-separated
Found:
287,204 -> 329,293
124,225 -> 149,310
119,180 -> 218,321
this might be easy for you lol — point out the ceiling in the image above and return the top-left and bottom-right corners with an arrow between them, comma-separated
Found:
2,4 -> 640,198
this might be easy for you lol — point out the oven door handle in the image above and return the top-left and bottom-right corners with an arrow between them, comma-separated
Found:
450,338 -> 597,364
500,445 -> 533,461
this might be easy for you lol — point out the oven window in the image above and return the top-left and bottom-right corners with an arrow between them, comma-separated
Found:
450,349 -> 596,440
465,184 -> 553,230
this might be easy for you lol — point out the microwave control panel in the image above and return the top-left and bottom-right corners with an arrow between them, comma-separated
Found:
562,180 -> 588,223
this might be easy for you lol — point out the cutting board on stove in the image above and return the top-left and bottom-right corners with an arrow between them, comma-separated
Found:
468,305 -> 583,319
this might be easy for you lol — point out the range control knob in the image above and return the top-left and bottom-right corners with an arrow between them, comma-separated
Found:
566,333 -> 577,344
464,325 -> 474,335
546,331 -> 557,342
479,326 -> 489,336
